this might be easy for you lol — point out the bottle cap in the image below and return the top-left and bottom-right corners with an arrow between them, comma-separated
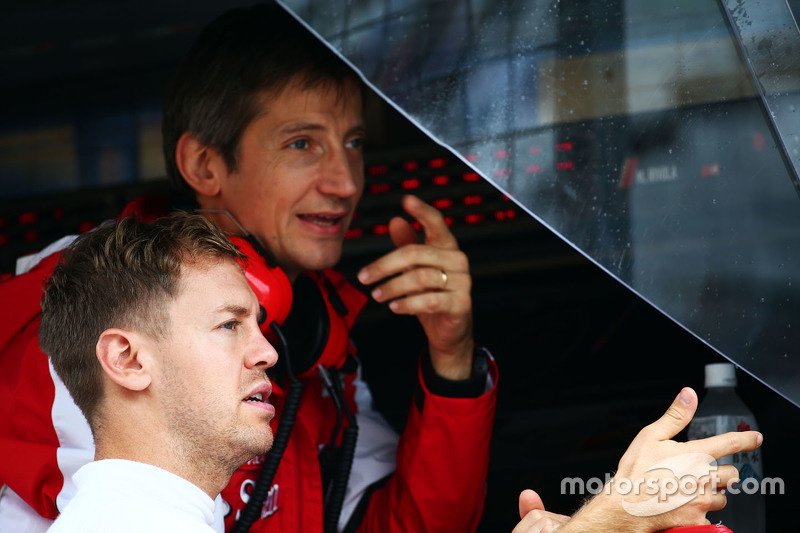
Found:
704,362 -> 737,388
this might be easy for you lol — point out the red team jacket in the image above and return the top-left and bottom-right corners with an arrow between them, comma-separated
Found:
0,202 -> 498,533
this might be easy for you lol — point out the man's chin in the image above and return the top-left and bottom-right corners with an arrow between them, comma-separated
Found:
242,432 -> 273,460
287,248 -> 343,275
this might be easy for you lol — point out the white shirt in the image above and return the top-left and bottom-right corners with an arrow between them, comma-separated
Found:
47,459 -> 218,533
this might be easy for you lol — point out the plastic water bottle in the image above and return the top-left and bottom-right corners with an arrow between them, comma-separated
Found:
687,363 -> 765,532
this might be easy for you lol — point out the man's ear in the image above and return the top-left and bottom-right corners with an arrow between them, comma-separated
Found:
175,132 -> 229,198
96,329 -> 152,392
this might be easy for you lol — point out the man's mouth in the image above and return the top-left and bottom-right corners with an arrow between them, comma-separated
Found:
242,383 -> 276,419
244,392 -> 265,403
298,214 -> 345,227
243,383 -> 272,404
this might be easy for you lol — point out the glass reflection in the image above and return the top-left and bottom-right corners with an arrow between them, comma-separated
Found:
718,0 -> 800,185
281,0 -> 800,406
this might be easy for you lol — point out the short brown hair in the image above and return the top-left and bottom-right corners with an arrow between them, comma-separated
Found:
162,1 -> 364,196
40,212 -> 246,430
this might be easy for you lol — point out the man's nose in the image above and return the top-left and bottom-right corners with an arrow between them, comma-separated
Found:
319,146 -> 360,197
247,331 -> 279,370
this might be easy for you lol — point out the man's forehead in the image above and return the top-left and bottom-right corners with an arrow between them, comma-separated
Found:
176,257 -> 250,297
255,76 -> 364,118
173,270 -> 256,326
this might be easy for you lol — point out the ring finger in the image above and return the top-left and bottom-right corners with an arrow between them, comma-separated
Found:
371,266 -> 456,303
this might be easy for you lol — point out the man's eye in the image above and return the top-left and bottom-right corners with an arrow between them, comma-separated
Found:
289,139 -> 309,150
220,320 -> 240,331
347,137 -> 364,150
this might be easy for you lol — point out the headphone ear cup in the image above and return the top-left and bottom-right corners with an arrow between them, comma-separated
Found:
279,273 -> 350,379
227,236 -> 351,379
278,275 -> 329,377
228,236 -> 293,333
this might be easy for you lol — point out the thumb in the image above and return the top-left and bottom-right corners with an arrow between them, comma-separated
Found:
388,215 -> 419,248
519,489 -> 545,519
646,387 -> 698,442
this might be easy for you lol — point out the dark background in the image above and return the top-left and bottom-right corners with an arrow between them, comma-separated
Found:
1,1 -> 798,531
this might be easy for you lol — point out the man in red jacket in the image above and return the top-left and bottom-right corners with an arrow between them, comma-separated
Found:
0,2 -> 498,532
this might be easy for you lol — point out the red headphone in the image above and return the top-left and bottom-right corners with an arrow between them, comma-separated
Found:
229,235 -> 294,333
228,235 -> 352,379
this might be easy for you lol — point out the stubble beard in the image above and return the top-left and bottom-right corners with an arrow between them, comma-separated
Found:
160,373 -> 274,480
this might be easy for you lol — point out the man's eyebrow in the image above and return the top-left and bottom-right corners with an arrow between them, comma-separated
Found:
217,304 -> 250,317
348,124 -> 367,138
278,122 -> 367,137
279,122 -> 326,134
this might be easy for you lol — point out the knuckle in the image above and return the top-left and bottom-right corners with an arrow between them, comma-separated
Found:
719,464 -> 738,479
724,432 -> 741,452
713,492 -> 728,511
429,269 -> 442,286
663,405 -> 684,425
406,244 -> 424,262
423,294 -> 441,313
693,489 -> 713,507
527,510 -> 546,520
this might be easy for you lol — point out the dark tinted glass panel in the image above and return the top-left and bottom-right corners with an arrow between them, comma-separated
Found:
281,0 -> 800,406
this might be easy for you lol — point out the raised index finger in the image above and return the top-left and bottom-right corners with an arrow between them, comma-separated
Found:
402,194 -> 459,249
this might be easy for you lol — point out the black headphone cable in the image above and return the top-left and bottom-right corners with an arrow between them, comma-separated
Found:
232,321 -> 303,533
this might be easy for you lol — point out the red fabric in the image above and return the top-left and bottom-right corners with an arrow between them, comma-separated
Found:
0,252 -> 64,519
0,197 -> 498,533
356,360 -> 498,533
116,194 -> 171,223
222,351 -> 498,533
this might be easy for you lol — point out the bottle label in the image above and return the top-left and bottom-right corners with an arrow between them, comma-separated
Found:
688,415 -> 763,480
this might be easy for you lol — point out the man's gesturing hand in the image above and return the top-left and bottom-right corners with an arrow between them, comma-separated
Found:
358,194 -> 474,379
563,387 -> 763,533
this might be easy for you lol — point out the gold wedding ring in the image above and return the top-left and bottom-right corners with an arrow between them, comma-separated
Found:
440,270 -> 448,290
